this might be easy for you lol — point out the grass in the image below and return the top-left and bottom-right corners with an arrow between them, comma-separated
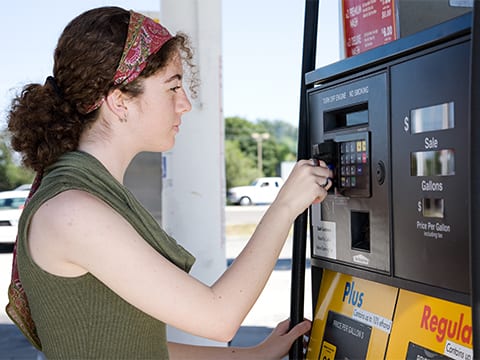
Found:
225,224 -> 257,237
225,224 -> 294,237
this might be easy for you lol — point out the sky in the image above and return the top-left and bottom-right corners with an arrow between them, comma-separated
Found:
0,0 -> 340,128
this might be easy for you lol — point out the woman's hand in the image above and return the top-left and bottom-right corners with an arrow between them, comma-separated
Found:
272,159 -> 332,219
168,318 -> 311,359
252,318 -> 311,360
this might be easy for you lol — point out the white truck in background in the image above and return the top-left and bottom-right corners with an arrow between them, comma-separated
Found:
227,177 -> 284,206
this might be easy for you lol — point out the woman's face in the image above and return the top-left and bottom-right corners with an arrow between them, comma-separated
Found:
128,54 -> 192,152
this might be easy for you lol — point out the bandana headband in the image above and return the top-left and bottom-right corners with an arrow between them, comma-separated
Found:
85,10 -> 173,113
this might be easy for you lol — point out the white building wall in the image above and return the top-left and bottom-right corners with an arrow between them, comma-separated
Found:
160,0 -> 227,347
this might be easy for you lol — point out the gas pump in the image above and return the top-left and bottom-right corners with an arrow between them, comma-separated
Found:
290,1 -> 479,359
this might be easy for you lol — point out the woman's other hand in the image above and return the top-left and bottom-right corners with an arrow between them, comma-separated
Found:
252,318 -> 311,360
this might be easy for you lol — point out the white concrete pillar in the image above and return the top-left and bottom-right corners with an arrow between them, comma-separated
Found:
160,0 -> 227,347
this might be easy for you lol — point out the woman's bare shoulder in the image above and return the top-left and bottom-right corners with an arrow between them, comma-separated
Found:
33,189 -> 123,229
35,188 -> 104,214
28,189 -> 127,276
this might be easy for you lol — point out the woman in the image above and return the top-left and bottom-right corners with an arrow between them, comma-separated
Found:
6,6 -> 332,359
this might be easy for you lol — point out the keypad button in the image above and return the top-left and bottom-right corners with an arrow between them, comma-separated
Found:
362,152 -> 367,163
350,142 -> 356,153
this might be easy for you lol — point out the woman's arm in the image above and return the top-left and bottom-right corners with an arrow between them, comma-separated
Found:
168,319 -> 311,360
28,159 -> 330,342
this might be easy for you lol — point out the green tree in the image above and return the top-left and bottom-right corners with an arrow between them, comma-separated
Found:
225,116 -> 297,186
0,141 -> 11,190
257,119 -> 298,154
224,140 -> 261,189
0,133 -> 34,191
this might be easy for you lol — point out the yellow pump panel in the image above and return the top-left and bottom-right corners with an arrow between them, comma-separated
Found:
307,270 -> 473,359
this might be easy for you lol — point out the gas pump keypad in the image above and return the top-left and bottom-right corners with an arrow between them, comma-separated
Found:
338,134 -> 371,198
340,140 -> 368,190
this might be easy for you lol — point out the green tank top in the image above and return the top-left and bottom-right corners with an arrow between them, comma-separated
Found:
16,151 -> 195,359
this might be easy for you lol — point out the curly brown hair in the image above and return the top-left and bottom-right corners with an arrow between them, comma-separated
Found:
7,6 -> 197,172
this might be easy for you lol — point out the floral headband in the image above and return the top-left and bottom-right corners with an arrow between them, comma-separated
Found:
85,10 -> 173,113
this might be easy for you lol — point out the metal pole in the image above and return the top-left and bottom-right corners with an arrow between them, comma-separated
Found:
258,139 -> 263,173
251,132 -> 269,173
470,0 -> 480,357
289,0 -> 319,359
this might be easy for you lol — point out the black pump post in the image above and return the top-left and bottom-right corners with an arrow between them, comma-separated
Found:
289,1 -> 319,359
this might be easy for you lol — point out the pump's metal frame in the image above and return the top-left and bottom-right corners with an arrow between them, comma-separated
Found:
470,0 -> 480,356
289,1 -> 319,359
290,1 -> 480,359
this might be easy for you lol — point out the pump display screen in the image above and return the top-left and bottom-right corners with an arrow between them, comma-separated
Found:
324,104 -> 368,131
422,198 -> 444,218
410,102 -> 454,134
346,109 -> 369,127
410,149 -> 455,176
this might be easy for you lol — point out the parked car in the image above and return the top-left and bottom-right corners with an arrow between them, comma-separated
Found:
14,184 -> 32,191
0,190 -> 29,246
227,177 -> 284,206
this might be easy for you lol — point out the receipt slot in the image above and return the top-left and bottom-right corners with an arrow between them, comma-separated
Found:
309,73 -> 390,273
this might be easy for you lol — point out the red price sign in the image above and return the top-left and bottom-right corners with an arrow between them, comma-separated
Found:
342,0 -> 398,57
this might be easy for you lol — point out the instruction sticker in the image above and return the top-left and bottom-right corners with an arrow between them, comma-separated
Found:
319,341 -> 337,360
313,221 -> 336,259
353,308 -> 392,334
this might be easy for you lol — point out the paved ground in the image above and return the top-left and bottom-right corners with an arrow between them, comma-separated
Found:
0,210 -> 312,358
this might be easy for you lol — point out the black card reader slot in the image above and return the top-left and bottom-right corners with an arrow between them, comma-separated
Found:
312,141 -> 338,191
312,141 -> 338,165
313,132 -> 372,198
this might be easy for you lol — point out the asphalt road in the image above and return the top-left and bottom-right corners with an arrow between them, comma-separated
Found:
225,204 -> 269,225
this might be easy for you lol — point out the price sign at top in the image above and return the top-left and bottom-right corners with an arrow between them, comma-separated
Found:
342,0 -> 398,57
